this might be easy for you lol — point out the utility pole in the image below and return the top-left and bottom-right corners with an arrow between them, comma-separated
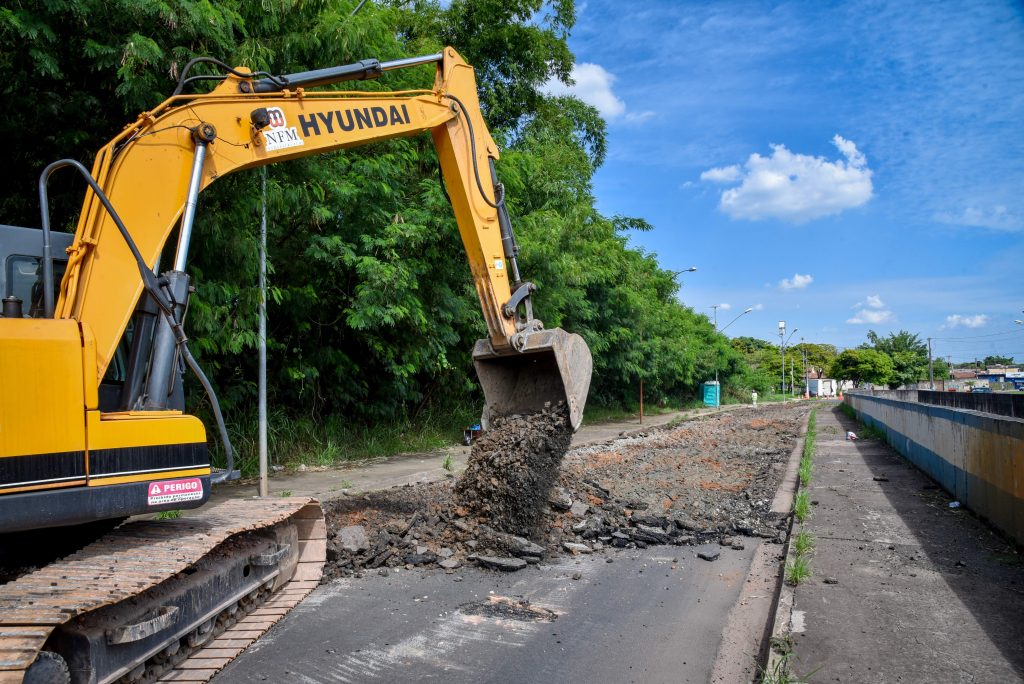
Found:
711,305 -> 721,407
802,341 -> 809,399
928,337 -> 934,390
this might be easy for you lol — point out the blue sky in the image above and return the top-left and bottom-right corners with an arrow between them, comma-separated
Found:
542,0 -> 1024,362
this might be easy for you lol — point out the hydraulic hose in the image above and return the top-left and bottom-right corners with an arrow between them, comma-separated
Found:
38,159 -> 236,482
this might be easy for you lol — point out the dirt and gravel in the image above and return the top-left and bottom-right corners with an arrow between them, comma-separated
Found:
320,402 -> 809,581
454,403 -> 574,536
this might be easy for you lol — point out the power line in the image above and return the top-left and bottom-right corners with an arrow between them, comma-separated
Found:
931,328 -> 1024,341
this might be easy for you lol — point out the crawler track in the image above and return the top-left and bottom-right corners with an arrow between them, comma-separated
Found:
0,498 -> 325,683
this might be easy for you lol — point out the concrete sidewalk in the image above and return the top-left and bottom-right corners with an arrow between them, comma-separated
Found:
210,402 -> 755,504
783,405 -> 1024,681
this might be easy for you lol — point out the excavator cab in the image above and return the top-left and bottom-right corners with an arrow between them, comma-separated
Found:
473,328 -> 592,431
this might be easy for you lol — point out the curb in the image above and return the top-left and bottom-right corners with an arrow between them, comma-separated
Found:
763,411 -> 815,677
710,407 -> 811,682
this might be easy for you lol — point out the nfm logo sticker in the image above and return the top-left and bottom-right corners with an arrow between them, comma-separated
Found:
263,107 -> 305,152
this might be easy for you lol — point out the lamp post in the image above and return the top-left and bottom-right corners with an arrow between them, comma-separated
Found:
779,323 -> 798,398
801,337 -> 809,399
710,306 -> 754,407
671,266 -> 698,277
778,321 -> 786,397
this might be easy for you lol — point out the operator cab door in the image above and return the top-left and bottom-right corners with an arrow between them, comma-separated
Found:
0,224 -> 86,497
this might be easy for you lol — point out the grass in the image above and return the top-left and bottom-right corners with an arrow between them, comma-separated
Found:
441,453 -> 453,471
838,402 -> 886,440
793,530 -> 816,556
786,553 -> 812,586
279,490 -> 292,497
858,424 -> 886,440
798,409 -> 817,487
207,401 -> 481,478
155,509 -> 182,520
759,652 -> 820,683
582,400 -> 689,424
794,490 -> 811,523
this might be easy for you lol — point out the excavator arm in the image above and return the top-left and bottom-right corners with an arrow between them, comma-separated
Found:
54,45 -> 590,427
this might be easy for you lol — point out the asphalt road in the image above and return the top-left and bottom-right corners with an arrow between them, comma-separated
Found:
214,542 -> 758,684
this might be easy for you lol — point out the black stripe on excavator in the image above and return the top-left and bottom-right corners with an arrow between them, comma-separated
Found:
0,475 -> 212,533
0,450 -> 86,490
88,442 -> 208,479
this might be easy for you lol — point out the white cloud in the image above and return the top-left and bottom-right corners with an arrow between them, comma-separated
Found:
945,314 -> 989,328
854,294 -> 885,309
716,303 -> 732,310
701,135 -> 874,223
753,303 -> 764,311
700,165 -> 742,183
847,308 -> 894,324
848,294 -> 892,324
624,110 -> 656,124
542,63 -> 626,119
779,273 -> 813,290
934,206 -> 1023,232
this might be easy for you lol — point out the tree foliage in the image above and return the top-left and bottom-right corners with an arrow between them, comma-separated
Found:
829,348 -> 894,387
2,0 -> 758,432
862,329 -> 929,389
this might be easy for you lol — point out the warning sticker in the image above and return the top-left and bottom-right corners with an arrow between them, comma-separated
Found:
147,477 -> 204,506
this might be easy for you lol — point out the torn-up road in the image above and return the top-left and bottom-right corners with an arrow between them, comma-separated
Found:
214,403 -> 809,683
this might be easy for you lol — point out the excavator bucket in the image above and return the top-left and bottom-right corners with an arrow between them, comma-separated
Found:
473,328 -> 593,432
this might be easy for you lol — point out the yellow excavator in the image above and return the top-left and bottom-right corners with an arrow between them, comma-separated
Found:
0,47 -> 591,683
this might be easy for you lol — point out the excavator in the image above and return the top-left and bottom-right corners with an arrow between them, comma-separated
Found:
0,47 -> 592,683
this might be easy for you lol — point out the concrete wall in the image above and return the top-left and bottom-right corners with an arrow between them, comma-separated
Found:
845,393 -> 1024,546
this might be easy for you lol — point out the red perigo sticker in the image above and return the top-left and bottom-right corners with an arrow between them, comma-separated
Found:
147,477 -> 204,506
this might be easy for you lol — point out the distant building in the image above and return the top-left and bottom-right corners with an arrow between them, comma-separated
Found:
952,369 -> 978,380
804,366 -> 839,397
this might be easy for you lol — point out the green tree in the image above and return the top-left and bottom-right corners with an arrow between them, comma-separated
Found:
864,330 -> 928,389
982,355 -> 1014,366
829,348 -> 894,387
1,0 -> 769,454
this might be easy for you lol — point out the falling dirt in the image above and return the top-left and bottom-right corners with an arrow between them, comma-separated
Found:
454,403 -> 573,537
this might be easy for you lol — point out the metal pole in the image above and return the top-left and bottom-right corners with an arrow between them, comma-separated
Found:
780,331 -> 785,397
639,378 -> 644,425
713,305 -> 719,407
258,168 -> 269,498
928,337 -> 934,390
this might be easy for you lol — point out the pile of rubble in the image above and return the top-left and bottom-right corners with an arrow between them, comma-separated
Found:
320,403 -> 806,580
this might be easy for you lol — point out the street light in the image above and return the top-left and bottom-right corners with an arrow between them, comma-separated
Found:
779,321 -> 786,397
721,307 -> 755,334
779,323 -> 798,397
709,306 -> 755,407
